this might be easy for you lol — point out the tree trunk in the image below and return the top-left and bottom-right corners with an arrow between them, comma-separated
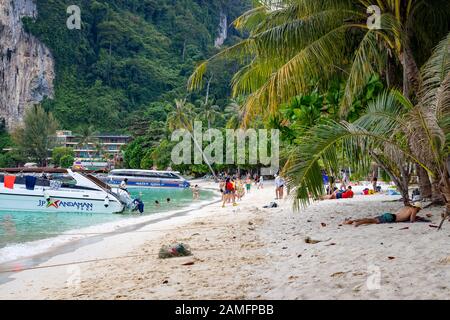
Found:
399,164 -> 411,206
370,152 -> 410,205
416,164 -> 432,199
189,131 -> 217,180
437,176 -> 450,230
182,39 -> 187,61
438,166 -> 450,230
400,46 -> 420,99
431,179 -> 445,205
205,76 -> 212,105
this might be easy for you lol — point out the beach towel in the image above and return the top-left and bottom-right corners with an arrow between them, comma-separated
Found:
25,176 -> 37,190
4,175 -> 16,189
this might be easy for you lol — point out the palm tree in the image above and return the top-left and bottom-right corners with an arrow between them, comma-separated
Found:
199,100 -> 221,134
283,33 -> 450,228
189,0 -> 449,199
167,99 -> 218,179
189,0 -> 449,116
224,97 -> 246,129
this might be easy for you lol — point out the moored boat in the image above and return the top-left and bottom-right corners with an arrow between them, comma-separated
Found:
0,168 -> 131,214
105,169 -> 190,188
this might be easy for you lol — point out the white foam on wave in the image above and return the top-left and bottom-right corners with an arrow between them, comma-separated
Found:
0,194 -> 219,265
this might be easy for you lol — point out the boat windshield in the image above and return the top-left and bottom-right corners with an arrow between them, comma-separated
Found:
0,173 -> 100,191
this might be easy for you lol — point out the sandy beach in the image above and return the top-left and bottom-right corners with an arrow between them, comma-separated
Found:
0,181 -> 449,300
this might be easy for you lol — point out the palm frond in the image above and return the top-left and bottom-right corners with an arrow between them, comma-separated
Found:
340,13 -> 403,116
239,24 -> 350,119
187,39 -> 256,91
420,32 -> 450,119
354,90 -> 410,134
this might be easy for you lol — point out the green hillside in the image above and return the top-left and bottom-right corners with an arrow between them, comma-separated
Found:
24,0 -> 250,132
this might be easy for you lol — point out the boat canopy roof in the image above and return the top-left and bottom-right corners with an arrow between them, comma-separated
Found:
110,169 -> 181,174
0,168 -> 109,192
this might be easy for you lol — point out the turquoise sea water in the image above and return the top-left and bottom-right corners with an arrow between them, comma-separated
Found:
0,188 -> 215,250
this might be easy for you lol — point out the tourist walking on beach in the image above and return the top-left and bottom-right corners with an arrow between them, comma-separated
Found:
254,174 -> 259,186
340,170 -> 350,189
219,179 -> 226,201
222,178 -> 237,207
245,176 -> 252,194
236,179 -> 245,201
258,175 -> 264,189
275,175 -> 285,200
371,167 -> 379,192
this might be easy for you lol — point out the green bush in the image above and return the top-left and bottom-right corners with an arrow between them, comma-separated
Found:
60,154 -> 75,168
0,152 -> 23,168
52,147 -> 75,167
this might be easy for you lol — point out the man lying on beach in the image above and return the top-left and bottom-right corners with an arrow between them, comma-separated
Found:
344,202 -> 426,227
321,186 -> 354,200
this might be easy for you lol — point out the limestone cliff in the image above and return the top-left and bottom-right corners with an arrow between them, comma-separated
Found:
214,11 -> 228,48
0,0 -> 54,130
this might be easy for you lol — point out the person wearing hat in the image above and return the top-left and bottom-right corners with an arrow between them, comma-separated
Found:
344,202 -> 425,227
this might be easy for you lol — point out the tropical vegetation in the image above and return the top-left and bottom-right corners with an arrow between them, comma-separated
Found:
189,0 -> 450,224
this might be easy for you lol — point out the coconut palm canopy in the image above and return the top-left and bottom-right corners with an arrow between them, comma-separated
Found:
189,0 -> 450,221
189,0 -> 450,123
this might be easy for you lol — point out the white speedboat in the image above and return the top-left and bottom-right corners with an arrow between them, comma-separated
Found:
0,169 -> 131,214
104,169 -> 190,188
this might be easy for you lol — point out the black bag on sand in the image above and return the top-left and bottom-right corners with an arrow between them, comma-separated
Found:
263,202 -> 278,208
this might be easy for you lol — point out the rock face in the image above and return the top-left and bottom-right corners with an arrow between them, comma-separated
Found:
214,11 -> 228,48
0,0 -> 54,130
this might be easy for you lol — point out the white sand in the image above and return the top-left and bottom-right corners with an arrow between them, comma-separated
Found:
0,182 -> 449,300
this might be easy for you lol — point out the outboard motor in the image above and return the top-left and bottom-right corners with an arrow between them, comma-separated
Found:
132,198 -> 145,214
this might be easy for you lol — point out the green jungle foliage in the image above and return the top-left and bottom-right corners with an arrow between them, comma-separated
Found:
23,0 -> 251,132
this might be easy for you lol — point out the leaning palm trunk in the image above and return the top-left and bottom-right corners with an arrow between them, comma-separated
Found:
431,179 -> 445,205
437,172 -> 450,230
190,131 -> 217,180
370,151 -> 411,205
416,165 -> 432,199
400,46 -> 421,100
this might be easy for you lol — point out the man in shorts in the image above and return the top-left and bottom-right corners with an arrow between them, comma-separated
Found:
344,202 -> 424,227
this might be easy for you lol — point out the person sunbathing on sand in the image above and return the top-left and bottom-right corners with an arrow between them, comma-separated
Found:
344,202 -> 425,227
321,186 -> 354,200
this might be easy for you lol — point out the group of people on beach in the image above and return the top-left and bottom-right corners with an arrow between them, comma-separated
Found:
319,172 -> 431,227
217,173 -> 286,208
219,176 -> 245,208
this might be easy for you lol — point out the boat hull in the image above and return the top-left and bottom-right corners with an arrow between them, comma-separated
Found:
107,179 -> 190,189
0,188 -> 124,214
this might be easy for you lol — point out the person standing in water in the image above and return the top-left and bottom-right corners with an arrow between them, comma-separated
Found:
119,178 -> 130,195
192,185 -> 200,200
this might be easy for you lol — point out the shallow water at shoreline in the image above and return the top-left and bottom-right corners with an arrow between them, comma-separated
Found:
0,188 -> 215,263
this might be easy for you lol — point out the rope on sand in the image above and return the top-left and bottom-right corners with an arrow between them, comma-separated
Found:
0,243 -> 263,274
